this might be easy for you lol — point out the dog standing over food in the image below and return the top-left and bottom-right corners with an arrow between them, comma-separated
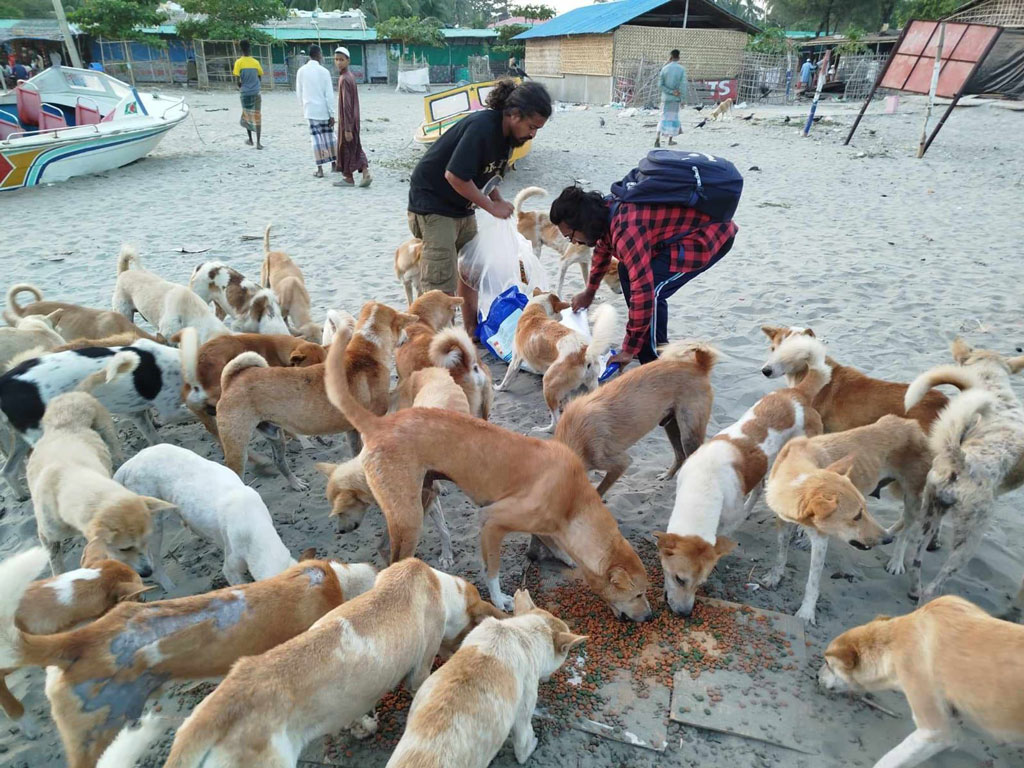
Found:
5,283 -> 163,343
395,237 -> 424,306
189,260 -> 259,322
0,547 -> 376,768
260,224 -> 321,340
819,596 -> 1024,768
387,589 -> 586,768
555,340 -> 716,496
99,558 -> 504,768
657,332 -> 831,616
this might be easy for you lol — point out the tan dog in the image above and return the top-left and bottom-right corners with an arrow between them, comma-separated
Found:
0,560 -> 148,739
514,187 -> 571,258
215,301 -> 414,490
387,589 -> 586,768
5,283 -> 163,343
761,325 -> 948,433
111,246 -> 230,344
26,388 -> 175,577
0,548 -> 376,768
260,223 -> 320,340
325,327 -> 653,619
0,313 -> 64,371
657,333 -> 831,616
819,596 -> 1024,768
764,414 -> 931,624
709,97 -> 733,120
556,340 -> 717,496
497,291 -> 619,432
556,244 -> 624,297
395,289 -> 464,379
101,558 -> 504,768
395,237 -> 424,306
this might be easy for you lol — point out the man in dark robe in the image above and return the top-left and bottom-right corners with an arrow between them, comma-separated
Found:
332,46 -> 372,188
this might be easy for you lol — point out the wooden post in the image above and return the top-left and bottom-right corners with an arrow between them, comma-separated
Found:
51,0 -> 83,68
123,40 -> 136,86
917,22 -> 945,158
683,0 -> 690,27
802,48 -> 829,136
921,94 -> 960,156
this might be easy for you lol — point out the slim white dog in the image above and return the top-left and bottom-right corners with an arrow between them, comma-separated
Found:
113,443 -> 295,590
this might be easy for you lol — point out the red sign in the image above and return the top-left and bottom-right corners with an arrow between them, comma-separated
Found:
698,79 -> 738,102
881,20 -> 1001,98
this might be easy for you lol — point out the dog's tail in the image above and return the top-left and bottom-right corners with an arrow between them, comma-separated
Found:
513,186 -> 547,217
263,223 -> 273,255
322,308 -> 355,346
117,245 -> 138,275
178,327 -> 201,400
905,365 -> 981,411
429,326 -> 475,372
775,334 -> 831,400
76,350 -> 141,393
928,389 -> 995,461
325,322 -> 380,438
586,303 -> 619,360
220,352 -> 268,394
658,340 -> 719,374
97,713 -> 168,768
0,548 -> 49,669
5,283 -> 42,321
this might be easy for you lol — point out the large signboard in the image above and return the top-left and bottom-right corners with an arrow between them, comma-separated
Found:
880,20 -> 1001,98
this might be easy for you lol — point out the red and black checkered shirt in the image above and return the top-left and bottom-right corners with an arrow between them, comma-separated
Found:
588,203 -> 738,357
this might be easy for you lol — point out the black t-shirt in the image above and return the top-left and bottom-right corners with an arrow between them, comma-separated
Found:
408,109 -> 511,218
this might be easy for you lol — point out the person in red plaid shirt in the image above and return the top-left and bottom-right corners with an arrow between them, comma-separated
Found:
549,186 -> 737,368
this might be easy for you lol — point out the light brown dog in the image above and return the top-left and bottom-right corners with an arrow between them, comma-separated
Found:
0,547 -> 376,768
514,187 -> 571,258
395,237 -> 425,306
395,289 -> 464,378
215,301 -> 415,490
5,284 -> 164,343
1,560 -> 148,739
260,223 -> 320,340
764,414 -> 931,624
555,340 -> 717,496
325,326 -> 653,620
709,97 -> 733,120
761,325 -> 948,433
819,596 -> 1024,767
0,313 -> 65,371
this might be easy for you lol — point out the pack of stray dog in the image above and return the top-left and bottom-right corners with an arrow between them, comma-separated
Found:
0,224 -> 1021,768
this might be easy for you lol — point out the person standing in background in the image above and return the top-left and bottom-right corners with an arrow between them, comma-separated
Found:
655,49 -> 687,148
332,47 -> 372,188
232,40 -> 264,149
295,45 -> 336,178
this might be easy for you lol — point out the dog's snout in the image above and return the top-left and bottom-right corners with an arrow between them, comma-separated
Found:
138,564 -> 153,578
849,539 -> 871,551
761,366 -> 773,377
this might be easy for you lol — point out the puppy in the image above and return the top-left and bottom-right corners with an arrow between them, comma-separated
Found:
260,223 -> 320,340
657,333 -> 831,616
395,237 -> 424,306
497,291 -> 619,431
387,589 -> 586,768
188,260 -> 259,321
0,547 -> 376,768
709,97 -> 733,120
819,596 -> 1024,767
0,312 -> 64,370
325,327 -> 653,619
111,246 -> 230,344
1,560 -> 148,739
555,340 -> 716,495
215,302 -> 413,490
114,444 -> 296,589
103,558 -> 504,768
764,415 -> 930,624
26,388 -> 175,577
903,338 -> 1024,604
761,325 -> 949,433
5,283 -> 163,343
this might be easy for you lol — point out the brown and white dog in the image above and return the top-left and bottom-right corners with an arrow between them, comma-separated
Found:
764,414 -> 931,624
100,558 -> 504,768
325,327 -> 653,619
0,547 -> 376,768
1,560 -> 148,739
395,237 -> 424,306
6,283 -> 164,343
497,290 -> 618,432
387,589 -> 586,768
819,596 -> 1024,768
555,340 -> 717,496
189,260 -> 259,322
260,224 -> 320,340
657,333 -> 831,616
214,302 -> 413,489
760,325 -> 948,433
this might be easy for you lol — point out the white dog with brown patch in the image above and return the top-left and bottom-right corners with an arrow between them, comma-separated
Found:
656,333 -> 831,615
387,589 -> 585,768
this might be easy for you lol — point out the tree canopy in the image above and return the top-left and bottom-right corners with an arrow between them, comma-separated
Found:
68,0 -> 166,42
175,0 -> 287,42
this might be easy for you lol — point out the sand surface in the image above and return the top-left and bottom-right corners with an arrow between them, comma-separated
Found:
1,85 -> 1022,768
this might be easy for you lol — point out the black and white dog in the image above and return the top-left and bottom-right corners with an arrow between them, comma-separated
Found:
0,339 -> 186,499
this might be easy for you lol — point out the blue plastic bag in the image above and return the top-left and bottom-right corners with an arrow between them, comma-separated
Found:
479,285 -> 528,363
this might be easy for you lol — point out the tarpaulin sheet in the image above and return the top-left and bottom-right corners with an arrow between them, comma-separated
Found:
966,28 -> 1024,98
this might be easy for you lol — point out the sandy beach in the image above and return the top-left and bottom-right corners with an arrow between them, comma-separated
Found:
1,84 -> 1023,768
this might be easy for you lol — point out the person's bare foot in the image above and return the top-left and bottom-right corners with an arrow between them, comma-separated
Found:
333,176 -> 354,187
245,138 -> 254,146
358,171 -> 372,188
314,167 -> 323,178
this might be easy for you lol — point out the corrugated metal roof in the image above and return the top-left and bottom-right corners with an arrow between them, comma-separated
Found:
513,0 -> 759,39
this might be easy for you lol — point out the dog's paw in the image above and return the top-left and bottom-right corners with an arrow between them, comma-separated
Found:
516,733 -> 539,764
762,567 -> 784,589
288,476 -> 310,492
349,713 -> 378,740
493,593 -> 515,612
795,603 -> 817,625
885,557 -> 906,576
656,469 -> 675,482
438,555 -> 455,571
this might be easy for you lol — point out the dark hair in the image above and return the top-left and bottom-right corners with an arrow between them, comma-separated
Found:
549,186 -> 609,245
670,49 -> 680,59
485,79 -> 552,120
309,44 -> 322,59
240,40 -> 251,55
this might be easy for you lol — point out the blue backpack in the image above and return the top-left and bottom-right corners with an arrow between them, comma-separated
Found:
609,150 -> 744,223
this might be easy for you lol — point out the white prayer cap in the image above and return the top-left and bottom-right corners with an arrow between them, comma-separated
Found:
334,47 -> 350,58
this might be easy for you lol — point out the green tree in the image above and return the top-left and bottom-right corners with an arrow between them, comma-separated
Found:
511,3 -> 555,20
895,0 -> 961,24
69,0 -> 166,42
0,0 -> 73,17
176,0 -> 287,42
376,14 -> 444,55
493,21 -> 528,58
746,26 -> 790,54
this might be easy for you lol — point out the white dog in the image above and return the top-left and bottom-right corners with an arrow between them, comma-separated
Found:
113,443 -> 295,589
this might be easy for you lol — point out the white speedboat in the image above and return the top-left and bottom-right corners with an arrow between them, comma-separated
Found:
0,66 -> 188,191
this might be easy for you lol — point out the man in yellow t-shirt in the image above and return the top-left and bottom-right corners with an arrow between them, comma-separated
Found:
233,40 -> 264,149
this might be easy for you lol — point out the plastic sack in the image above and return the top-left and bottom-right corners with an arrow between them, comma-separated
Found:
558,307 -> 620,382
459,211 -> 548,320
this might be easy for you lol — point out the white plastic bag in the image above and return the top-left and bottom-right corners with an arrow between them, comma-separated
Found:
459,211 -> 548,318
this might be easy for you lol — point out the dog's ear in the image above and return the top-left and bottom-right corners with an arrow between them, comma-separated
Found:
653,531 -> 675,555
142,497 -> 176,514
168,331 -> 183,345
513,589 -> 536,615
829,644 -> 859,671
532,287 -> 544,297
760,325 -> 782,340
555,632 -> 588,656
796,491 -> 837,522
713,536 -> 737,559
553,299 -> 572,313
825,454 -> 857,478
396,312 -> 419,329
1007,355 -> 1024,375
951,337 -> 972,364
450,296 -> 465,308
117,584 -> 156,602
299,547 -> 318,561
44,308 -> 64,326
607,565 -> 634,591
288,349 -> 307,366
314,462 -> 337,478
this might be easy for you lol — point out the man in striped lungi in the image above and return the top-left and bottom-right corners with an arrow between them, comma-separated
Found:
295,45 -> 336,177
655,49 -> 687,148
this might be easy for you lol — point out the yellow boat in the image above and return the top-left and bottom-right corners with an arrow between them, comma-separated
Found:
413,79 -> 531,166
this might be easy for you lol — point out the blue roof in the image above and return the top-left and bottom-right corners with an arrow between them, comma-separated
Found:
513,0 -> 759,40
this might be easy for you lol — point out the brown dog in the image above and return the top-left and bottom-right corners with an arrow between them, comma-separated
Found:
260,224 -> 319,340
395,289 -> 464,379
325,325 -> 653,620
555,340 -> 717,496
5,284 -> 163,343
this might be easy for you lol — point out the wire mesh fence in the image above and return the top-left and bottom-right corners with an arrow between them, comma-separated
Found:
96,40 -> 177,86
738,51 -> 888,104
194,41 -> 274,90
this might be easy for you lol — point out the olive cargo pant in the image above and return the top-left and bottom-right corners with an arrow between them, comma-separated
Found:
407,212 -> 478,294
